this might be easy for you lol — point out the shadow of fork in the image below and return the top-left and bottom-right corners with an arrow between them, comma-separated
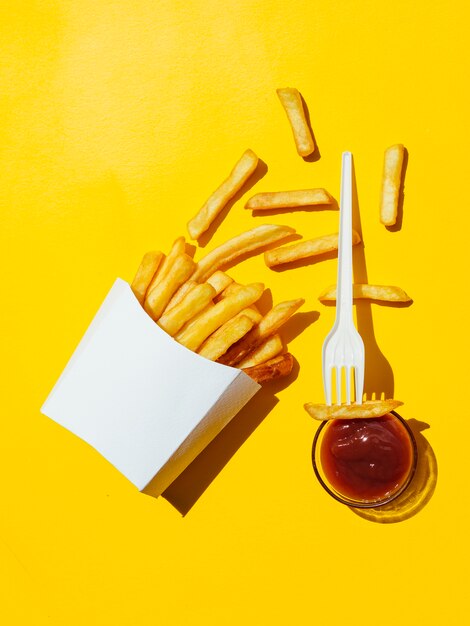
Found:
351,160 -> 394,400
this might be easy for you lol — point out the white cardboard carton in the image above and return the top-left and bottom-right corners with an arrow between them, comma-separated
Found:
41,279 -> 260,493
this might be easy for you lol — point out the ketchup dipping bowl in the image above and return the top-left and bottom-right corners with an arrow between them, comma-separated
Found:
312,412 -> 417,508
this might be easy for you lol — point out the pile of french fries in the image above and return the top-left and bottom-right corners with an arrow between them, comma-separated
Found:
131,86 -> 409,393
131,226 -> 304,384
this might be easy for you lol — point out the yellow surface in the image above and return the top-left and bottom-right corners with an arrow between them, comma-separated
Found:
1,1 -> 468,624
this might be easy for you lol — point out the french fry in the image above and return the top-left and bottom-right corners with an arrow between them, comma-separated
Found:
205,271 -> 234,296
236,307 -> 262,324
174,302 -> 215,339
264,231 -> 361,268
144,253 -> 196,321
276,88 -> 315,157
218,298 -> 304,366
218,283 -> 262,318
318,283 -> 412,303
131,251 -> 164,305
163,280 -> 198,313
187,149 -> 259,240
158,282 -> 216,336
176,282 -> 264,352
380,144 -> 405,226
304,399 -> 404,421
192,224 -> 296,283
243,353 -> 294,383
237,334 -> 283,368
245,189 -> 333,211
198,315 -> 255,361
147,236 -> 186,295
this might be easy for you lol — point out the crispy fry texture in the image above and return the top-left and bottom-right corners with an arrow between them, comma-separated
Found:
176,282 -> 264,352
205,271 -> 234,295
243,353 -> 294,383
264,231 -> 361,268
218,298 -> 304,366
318,283 -> 412,303
192,224 -> 296,282
304,399 -> 404,421
380,144 -> 405,226
187,149 -> 259,240
147,237 -> 186,295
144,253 -> 196,321
245,189 -> 333,211
237,334 -> 283,368
158,282 -> 216,336
164,280 -> 198,313
198,314 -> 255,361
277,88 -> 315,157
131,251 -> 164,305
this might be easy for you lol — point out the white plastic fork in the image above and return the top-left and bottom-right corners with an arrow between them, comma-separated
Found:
322,152 -> 365,406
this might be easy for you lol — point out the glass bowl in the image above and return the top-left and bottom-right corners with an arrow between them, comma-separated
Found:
312,411 -> 418,508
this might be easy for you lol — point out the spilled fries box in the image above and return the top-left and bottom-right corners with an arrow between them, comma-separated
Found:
41,279 -> 260,494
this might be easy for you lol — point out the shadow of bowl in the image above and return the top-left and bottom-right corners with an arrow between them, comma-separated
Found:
351,419 -> 437,523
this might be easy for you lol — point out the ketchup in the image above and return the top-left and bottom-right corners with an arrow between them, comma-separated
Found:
320,414 -> 414,502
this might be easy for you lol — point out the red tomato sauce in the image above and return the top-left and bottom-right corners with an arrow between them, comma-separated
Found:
320,414 -> 414,502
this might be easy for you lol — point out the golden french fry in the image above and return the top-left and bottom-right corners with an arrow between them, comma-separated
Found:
163,280 -> 198,313
220,282 -> 246,298
318,283 -> 412,303
245,189 -> 333,211
131,251 -> 164,305
198,315 -> 255,361
205,271 -> 233,296
176,282 -> 264,352
236,307 -> 262,324
276,88 -> 315,157
304,399 -> 404,421
147,236 -> 186,295
218,298 -> 304,366
144,253 -> 196,321
264,231 -> 361,268
237,334 -> 283,368
192,224 -> 296,283
187,149 -> 259,240
218,283 -> 262,317
158,282 -> 216,336
380,144 -> 405,226
174,302 -> 215,339
243,353 -> 294,383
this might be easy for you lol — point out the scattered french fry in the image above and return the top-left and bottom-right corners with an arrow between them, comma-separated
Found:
205,271 -> 234,296
187,149 -> 259,240
218,298 -> 304,366
198,315 -> 255,361
147,236 -> 186,295
144,253 -> 196,321
131,251 -> 164,305
243,353 -> 294,383
380,144 -> 405,226
277,88 -> 315,157
264,231 -> 361,268
237,334 -> 283,368
245,189 -> 333,211
158,282 -> 216,336
304,399 -> 404,421
192,224 -> 296,283
318,283 -> 412,303
176,282 -> 264,352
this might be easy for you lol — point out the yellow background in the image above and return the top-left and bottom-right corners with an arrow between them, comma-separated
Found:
1,1 -> 469,624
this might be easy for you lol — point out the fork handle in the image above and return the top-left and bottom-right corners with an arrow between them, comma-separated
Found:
335,151 -> 353,326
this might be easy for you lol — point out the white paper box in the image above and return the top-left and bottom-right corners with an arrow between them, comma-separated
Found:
41,279 -> 260,493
